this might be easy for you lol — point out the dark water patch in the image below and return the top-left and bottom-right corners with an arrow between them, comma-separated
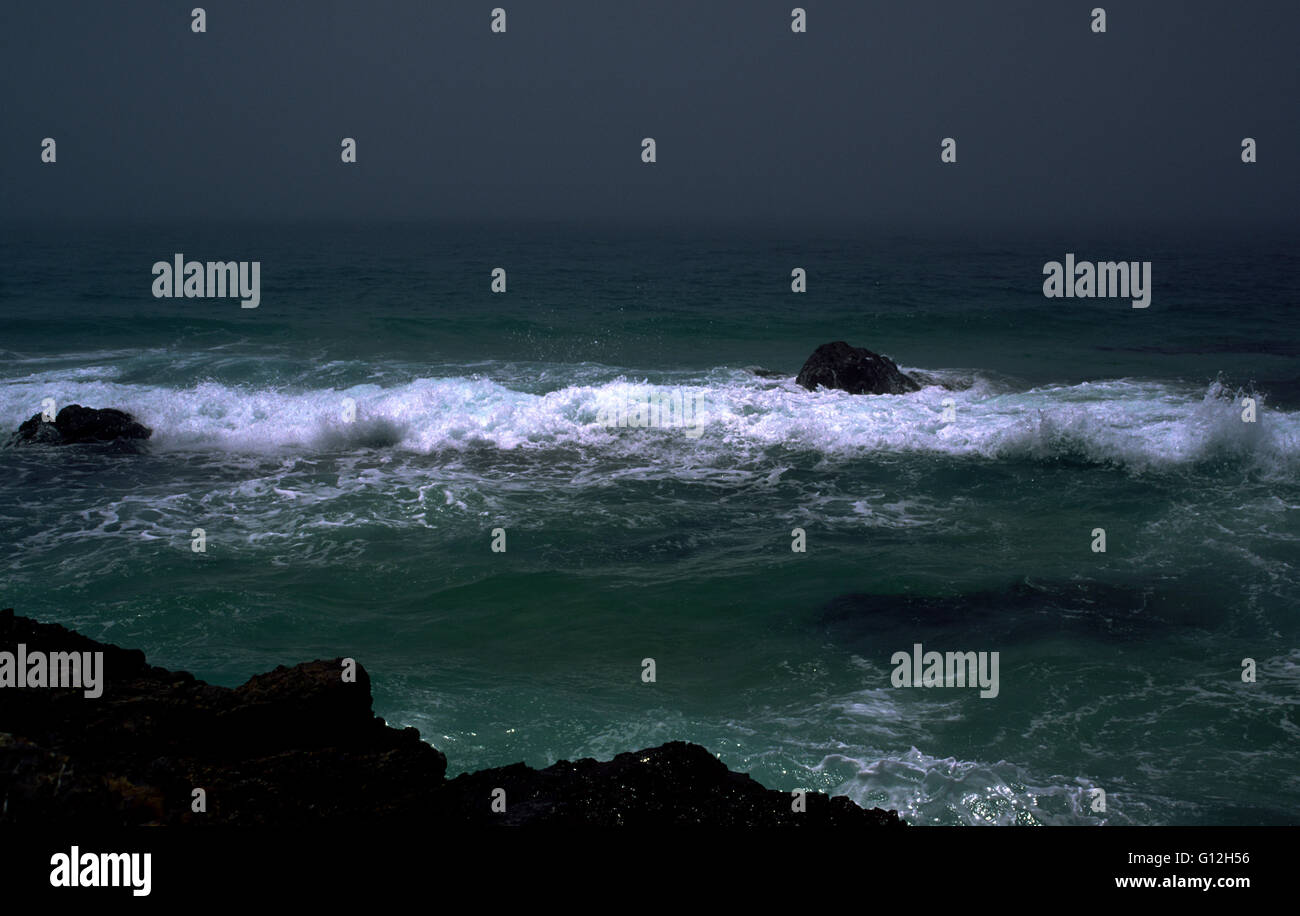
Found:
816,579 -> 1227,647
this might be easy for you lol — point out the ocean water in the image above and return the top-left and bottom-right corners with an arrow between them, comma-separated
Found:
1,223 -> 1297,825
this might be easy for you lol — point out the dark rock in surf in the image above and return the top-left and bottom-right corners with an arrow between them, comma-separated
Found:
12,416 -> 62,445
11,405 -> 152,446
796,341 -> 920,395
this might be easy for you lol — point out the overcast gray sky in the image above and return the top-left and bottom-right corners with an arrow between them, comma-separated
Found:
2,0 -> 1295,228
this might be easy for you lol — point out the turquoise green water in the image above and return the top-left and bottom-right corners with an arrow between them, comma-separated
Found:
2,225 -> 1297,824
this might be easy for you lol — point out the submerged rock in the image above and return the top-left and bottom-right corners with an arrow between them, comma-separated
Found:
796,341 -> 920,395
11,405 -> 152,446
0,609 -> 904,827
905,369 -> 973,392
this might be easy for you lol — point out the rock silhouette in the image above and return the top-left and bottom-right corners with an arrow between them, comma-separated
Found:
796,341 -> 920,395
0,609 -> 904,827
11,405 -> 152,446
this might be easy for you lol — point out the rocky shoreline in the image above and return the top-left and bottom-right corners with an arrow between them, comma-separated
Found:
0,609 -> 904,826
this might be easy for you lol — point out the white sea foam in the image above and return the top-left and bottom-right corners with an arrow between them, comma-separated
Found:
811,747 -> 1118,826
3,369 -> 1296,476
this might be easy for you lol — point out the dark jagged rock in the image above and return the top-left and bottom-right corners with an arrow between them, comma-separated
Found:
0,609 -> 904,827
439,741 -> 883,826
796,341 -> 921,395
11,404 -> 152,446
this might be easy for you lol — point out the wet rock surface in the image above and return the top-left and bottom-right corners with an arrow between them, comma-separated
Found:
796,341 -> 920,395
11,405 -> 152,446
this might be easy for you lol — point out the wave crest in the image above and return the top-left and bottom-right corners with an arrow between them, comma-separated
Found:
3,369 -> 1296,477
